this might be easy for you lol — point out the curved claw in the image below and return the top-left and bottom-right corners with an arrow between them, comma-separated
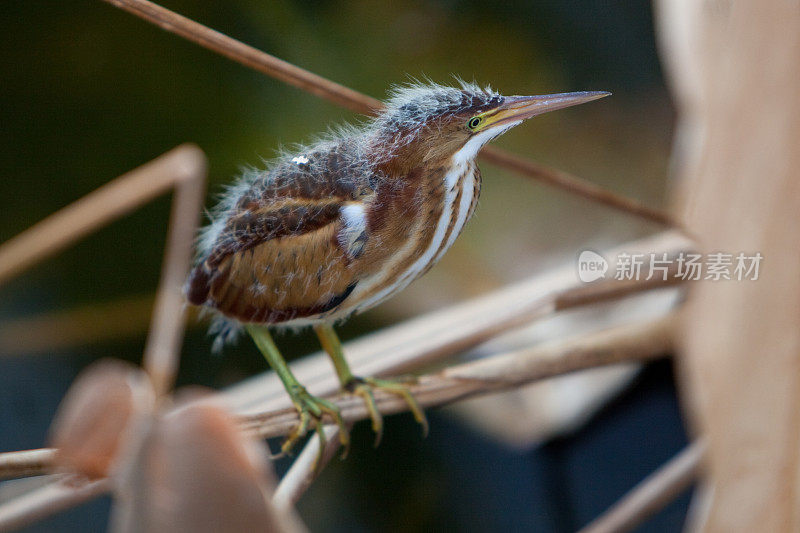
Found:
348,376 -> 429,443
315,395 -> 350,460
352,384 -> 384,447
281,406 -> 312,456
281,386 -> 350,465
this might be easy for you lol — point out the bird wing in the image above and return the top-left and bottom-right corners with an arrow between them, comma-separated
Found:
202,198 -> 346,268
186,148 -> 374,323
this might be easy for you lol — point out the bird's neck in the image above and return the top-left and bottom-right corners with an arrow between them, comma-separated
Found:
366,131 -> 464,178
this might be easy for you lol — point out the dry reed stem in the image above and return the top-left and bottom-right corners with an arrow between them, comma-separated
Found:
658,1 -> 800,528
0,147 -> 206,531
241,313 -> 676,439
476,149 -> 672,226
217,231 -> 686,505
0,295 -> 157,356
0,230 -> 691,482
271,424 -> 351,512
578,441 -> 705,533
0,450 -> 58,482
0,311 -> 676,528
0,143 -> 205,394
140,149 -> 207,397
263,314 -> 676,508
0,477 -> 111,533
0,144 -> 203,287
0,297 -> 213,357
224,231 -> 690,417
101,0 -> 672,226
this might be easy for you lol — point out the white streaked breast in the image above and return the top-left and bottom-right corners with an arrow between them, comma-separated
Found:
435,163 -> 475,262
337,124 -> 514,318
349,163 -> 462,312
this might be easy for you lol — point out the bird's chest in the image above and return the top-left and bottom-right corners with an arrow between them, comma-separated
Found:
419,161 -> 481,253
341,161 -> 479,315
374,161 -> 480,275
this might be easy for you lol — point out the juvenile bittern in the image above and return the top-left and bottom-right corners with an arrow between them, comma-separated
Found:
186,81 -> 608,455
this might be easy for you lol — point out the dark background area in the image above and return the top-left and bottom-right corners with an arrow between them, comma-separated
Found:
0,1 -> 687,531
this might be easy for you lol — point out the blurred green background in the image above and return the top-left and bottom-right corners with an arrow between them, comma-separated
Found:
0,1 -> 684,531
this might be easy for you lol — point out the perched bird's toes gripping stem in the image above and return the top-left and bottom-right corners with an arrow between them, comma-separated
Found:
346,376 -> 429,447
313,323 -> 427,446
282,384 -> 350,463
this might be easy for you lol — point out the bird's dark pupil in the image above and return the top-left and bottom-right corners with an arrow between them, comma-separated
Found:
469,117 -> 481,129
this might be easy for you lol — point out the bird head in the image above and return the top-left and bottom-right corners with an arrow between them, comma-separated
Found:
370,82 -> 609,172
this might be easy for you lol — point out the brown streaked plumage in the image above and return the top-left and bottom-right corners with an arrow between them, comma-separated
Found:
186,81 -> 609,456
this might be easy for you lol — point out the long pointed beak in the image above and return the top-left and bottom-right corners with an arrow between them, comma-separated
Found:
482,91 -> 610,129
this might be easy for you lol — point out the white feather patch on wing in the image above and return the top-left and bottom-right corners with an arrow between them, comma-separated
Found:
338,203 -> 368,258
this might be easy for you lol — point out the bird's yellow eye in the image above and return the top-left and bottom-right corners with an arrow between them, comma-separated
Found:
467,116 -> 483,130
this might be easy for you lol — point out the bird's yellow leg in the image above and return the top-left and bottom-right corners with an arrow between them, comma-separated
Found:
313,323 -> 429,446
246,325 -> 349,459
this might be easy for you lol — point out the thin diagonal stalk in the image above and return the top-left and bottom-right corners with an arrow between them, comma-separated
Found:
100,0 -> 673,226
477,149 -> 673,225
271,424 -> 351,511
103,0 -> 376,114
0,450 -> 58,481
0,295 -> 158,357
141,149 -> 206,396
0,477 -> 111,533
0,144 -> 206,396
578,441 -> 705,533
0,144 -> 205,287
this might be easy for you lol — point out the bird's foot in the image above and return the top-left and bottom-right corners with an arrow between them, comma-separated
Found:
345,376 -> 428,447
282,385 -> 350,462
